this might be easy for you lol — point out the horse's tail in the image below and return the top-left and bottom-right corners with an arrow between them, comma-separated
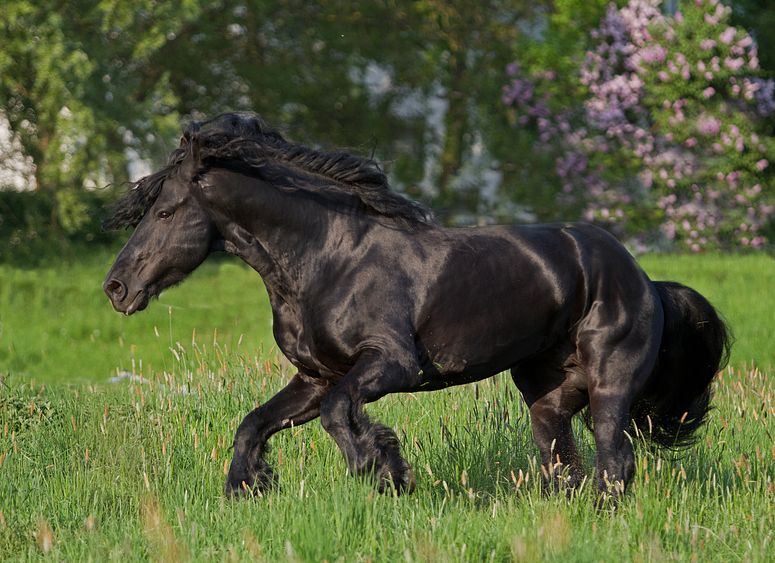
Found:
630,281 -> 732,449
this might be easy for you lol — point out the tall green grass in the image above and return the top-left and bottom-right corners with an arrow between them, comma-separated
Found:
0,252 -> 773,560
0,344 -> 772,561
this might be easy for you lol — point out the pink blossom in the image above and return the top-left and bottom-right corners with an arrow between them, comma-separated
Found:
658,70 -> 670,82
697,60 -> 706,72
724,57 -> 745,70
685,137 -> 698,147
738,36 -> 753,48
756,159 -> 769,171
702,87 -> 715,99
697,114 -> 721,135
700,38 -> 716,50
719,27 -> 737,45
704,14 -> 718,26
704,72 -> 714,81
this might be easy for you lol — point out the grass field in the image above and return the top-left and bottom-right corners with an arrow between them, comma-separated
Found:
0,251 -> 774,561
0,249 -> 275,384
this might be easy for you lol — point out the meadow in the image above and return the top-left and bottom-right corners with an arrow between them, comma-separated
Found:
0,251 -> 773,561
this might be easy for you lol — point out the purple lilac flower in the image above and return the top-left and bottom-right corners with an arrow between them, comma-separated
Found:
700,39 -> 717,51
719,27 -> 736,44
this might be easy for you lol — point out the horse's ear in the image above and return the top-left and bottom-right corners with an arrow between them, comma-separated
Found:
179,135 -> 188,148
179,136 -> 200,183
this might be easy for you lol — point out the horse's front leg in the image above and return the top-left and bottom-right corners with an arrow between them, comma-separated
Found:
319,349 -> 420,495
225,371 -> 332,498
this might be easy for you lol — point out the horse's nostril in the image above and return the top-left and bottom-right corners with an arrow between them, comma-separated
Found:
105,279 -> 127,301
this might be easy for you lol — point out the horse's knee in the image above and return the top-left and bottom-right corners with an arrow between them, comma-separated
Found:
319,389 -> 353,436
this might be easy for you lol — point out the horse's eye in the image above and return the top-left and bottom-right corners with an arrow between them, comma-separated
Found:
158,211 -> 173,220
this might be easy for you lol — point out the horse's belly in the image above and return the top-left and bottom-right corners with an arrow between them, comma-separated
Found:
416,312 -> 556,384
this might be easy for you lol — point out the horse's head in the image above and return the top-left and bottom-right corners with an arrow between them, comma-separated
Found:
104,138 -> 219,315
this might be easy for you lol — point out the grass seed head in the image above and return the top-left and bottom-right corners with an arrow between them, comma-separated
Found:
36,517 -> 54,555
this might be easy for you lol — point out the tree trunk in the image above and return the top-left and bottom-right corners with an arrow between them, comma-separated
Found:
436,54 -> 468,207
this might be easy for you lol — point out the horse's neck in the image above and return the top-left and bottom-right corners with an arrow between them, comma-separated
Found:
209,173 -> 354,297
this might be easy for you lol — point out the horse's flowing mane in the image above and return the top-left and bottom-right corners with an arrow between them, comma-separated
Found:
102,113 -> 434,230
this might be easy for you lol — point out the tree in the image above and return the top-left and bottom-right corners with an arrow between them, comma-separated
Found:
2,0 -> 549,236
147,0 -> 548,221
0,0 -> 200,236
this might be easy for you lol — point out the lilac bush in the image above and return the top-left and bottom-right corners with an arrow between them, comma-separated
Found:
503,0 -> 775,251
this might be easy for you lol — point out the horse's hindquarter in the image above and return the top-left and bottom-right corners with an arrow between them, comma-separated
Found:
413,224 -> 590,382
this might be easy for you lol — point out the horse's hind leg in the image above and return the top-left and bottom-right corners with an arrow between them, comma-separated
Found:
511,360 -> 589,492
225,371 -> 333,498
319,350 -> 419,495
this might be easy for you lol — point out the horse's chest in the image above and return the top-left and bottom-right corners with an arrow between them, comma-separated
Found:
273,307 -> 350,381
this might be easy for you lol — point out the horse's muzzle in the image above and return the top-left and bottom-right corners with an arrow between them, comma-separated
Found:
104,278 -> 127,303
104,277 -> 148,315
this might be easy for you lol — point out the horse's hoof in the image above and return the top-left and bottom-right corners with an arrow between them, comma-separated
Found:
224,477 -> 254,499
379,461 -> 415,495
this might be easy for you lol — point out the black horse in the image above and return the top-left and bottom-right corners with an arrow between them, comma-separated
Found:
103,113 -> 730,503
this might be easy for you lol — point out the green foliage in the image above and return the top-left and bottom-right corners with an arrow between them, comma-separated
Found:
729,0 -> 775,73
2,0 -> 555,238
0,189 -> 118,264
2,0 -> 775,246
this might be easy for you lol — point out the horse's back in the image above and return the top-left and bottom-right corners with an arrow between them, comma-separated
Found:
412,222 -> 657,382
